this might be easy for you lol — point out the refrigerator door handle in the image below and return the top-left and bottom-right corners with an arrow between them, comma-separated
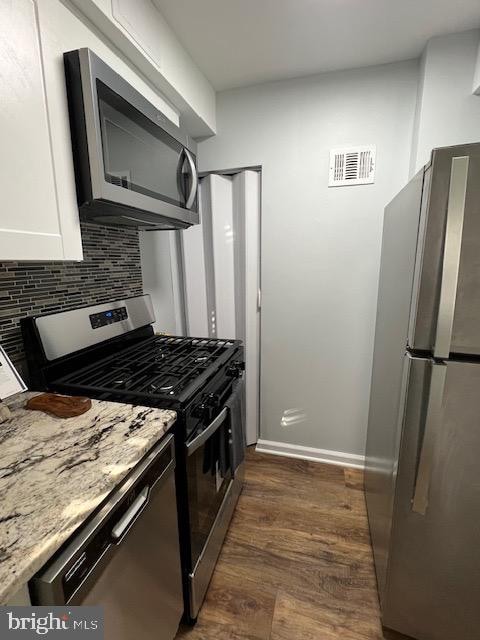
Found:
434,156 -> 469,359
412,362 -> 447,515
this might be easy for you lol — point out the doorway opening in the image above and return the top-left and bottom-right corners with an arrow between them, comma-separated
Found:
182,168 -> 262,445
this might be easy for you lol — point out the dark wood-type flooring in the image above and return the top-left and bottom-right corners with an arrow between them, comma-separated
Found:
176,447 -> 383,640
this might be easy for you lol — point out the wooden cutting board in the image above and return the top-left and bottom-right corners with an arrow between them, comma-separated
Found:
26,393 -> 92,418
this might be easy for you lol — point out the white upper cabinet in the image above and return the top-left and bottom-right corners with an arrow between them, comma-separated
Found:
0,0 -> 82,261
69,0 -> 215,137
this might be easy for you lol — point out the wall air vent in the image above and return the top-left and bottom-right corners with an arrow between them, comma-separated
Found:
329,146 -> 376,187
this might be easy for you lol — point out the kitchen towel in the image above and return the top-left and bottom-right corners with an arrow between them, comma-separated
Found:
227,377 -> 246,473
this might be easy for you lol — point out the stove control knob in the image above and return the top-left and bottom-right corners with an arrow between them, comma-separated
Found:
227,360 -> 245,378
192,402 -> 209,420
205,393 -> 220,408
192,393 -> 219,419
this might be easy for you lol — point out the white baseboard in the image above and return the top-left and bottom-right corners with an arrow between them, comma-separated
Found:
255,439 -> 365,470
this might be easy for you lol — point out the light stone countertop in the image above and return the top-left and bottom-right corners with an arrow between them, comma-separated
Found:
0,392 -> 176,604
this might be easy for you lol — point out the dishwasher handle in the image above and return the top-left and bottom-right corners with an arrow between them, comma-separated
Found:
110,452 -> 176,543
111,486 -> 150,542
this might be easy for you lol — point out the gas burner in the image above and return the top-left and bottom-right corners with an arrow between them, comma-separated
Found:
111,368 -> 133,388
148,377 -> 178,394
54,335 -> 241,401
112,377 -> 131,388
151,383 -> 174,393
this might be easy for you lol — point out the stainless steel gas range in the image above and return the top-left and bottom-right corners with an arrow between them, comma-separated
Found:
22,294 -> 246,623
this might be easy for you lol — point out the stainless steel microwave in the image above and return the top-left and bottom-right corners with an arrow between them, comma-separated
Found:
64,48 -> 199,230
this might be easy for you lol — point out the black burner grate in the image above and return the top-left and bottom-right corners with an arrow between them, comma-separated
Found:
54,335 -> 238,402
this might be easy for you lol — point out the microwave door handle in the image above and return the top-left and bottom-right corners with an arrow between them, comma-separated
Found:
184,148 -> 198,210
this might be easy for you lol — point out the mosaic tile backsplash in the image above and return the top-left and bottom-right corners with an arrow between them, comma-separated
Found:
0,222 -> 143,372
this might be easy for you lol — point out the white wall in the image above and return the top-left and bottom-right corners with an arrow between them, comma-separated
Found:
410,29 -> 480,173
199,61 -> 419,459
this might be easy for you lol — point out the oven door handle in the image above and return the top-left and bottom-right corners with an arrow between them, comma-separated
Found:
187,407 -> 228,457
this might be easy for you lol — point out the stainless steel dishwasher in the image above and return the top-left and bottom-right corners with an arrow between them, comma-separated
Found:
30,435 -> 183,640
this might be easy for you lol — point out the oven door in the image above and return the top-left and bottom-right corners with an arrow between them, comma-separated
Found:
64,48 -> 198,230
185,401 -> 243,619
186,407 -> 232,566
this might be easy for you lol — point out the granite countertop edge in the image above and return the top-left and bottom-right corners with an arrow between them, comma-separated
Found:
0,392 -> 176,604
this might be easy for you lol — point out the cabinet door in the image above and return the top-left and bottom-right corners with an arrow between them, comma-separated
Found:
0,0 -> 63,260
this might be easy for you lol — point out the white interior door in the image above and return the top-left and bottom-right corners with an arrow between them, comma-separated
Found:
210,175 -> 236,339
233,171 -> 261,445
180,170 -> 261,445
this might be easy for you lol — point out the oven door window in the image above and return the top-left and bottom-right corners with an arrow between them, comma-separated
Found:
96,80 -> 194,207
187,418 -> 232,567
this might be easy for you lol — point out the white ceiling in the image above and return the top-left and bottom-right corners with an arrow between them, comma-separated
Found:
153,0 -> 480,91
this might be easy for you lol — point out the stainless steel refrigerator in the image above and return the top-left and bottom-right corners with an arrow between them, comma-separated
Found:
365,142 -> 480,640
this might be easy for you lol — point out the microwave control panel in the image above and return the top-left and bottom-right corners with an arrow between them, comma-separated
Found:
89,307 -> 128,329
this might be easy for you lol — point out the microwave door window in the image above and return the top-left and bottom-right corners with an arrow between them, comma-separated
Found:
97,80 -> 186,207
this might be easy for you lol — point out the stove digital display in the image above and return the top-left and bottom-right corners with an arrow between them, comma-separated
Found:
89,306 -> 128,329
